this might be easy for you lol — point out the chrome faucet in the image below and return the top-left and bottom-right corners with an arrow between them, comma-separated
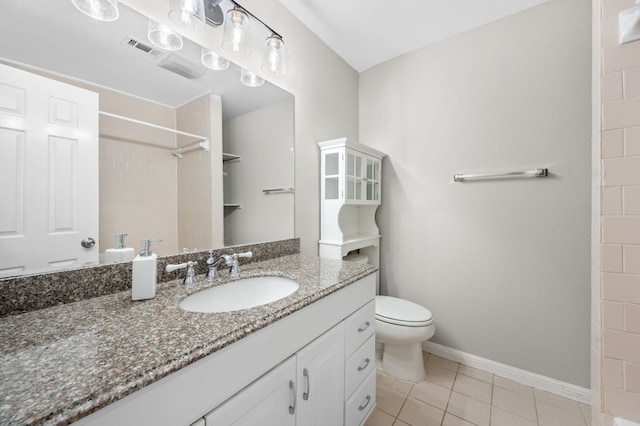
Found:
165,261 -> 198,286
206,250 -> 225,279
220,251 -> 253,276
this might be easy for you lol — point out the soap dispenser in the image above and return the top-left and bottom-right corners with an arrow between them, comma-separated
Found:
104,233 -> 135,263
132,239 -> 161,301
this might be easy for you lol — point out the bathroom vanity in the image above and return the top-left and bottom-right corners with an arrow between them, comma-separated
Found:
0,255 -> 376,426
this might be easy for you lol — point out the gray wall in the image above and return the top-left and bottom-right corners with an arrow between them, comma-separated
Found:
359,0 -> 592,387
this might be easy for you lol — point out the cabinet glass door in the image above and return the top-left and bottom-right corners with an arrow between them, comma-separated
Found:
324,152 -> 339,200
365,157 -> 380,202
346,151 -> 362,201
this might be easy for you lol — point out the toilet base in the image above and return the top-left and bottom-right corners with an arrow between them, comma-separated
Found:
381,342 -> 426,382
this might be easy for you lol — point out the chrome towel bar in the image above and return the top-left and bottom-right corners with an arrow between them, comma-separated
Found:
263,187 -> 295,194
453,168 -> 548,182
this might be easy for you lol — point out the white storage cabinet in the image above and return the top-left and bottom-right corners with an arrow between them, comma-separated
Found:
318,138 -> 385,264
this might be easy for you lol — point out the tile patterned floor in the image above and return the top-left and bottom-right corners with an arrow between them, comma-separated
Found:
365,352 -> 591,426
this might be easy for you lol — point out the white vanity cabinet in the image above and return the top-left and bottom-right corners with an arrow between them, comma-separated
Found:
295,324 -> 346,425
207,324 -> 346,426
78,273 -> 376,426
319,138 -> 386,264
204,356 -> 297,426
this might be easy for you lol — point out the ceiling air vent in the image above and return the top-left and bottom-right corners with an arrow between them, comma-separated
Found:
157,54 -> 206,79
120,36 -> 166,59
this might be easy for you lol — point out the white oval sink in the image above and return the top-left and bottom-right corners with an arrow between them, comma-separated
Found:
179,276 -> 300,313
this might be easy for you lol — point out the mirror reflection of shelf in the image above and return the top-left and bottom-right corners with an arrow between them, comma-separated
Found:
223,204 -> 242,216
223,153 -> 242,162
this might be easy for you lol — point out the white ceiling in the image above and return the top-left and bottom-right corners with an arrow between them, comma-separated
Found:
278,0 -> 549,72
0,0 -> 290,118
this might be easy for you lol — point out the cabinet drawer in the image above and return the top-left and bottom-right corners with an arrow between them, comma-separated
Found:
344,370 -> 376,426
345,300 -> 375,356
345,335 -> 375,398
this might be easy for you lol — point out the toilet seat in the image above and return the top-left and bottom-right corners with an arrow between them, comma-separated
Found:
375,295 -> 433,327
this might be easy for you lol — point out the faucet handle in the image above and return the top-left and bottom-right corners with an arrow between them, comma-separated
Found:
237,251 -> 252,259
184,261 -> 198,286
166,262 -> 187,273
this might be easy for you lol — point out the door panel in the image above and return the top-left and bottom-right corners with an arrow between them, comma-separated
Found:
0,63 -> 98,277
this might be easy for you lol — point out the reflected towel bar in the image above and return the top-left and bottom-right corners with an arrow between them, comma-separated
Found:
453,168 -> 548,182
263,188 -> 295,194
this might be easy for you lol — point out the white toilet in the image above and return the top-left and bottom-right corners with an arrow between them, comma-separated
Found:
375,295 -> 434,382
346,253 -> 435,382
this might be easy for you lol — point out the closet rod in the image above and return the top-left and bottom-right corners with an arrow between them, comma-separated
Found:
453,168 -> 548,182
99,111 -> 208,142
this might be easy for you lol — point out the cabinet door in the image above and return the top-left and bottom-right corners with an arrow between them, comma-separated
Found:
364,157 -> 381,203
296,323 -> 346,426
204,357 -> 296,426
345,150 -> 364,202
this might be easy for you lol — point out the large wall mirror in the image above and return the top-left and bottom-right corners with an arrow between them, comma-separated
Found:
0,0 -> 295,278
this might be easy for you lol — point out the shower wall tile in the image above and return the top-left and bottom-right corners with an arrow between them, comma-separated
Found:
624,303 -> 640,334
623,67 -> 640,98
603,156 -> 640,186
624,362 -> 640,393
602,71 -> 623,102
602,244 -> 623,272
625,127 -> 640,156
602,186 -> 622,214
624,186 -> 640,214
602,216 -> 640,243
602,129 -> 624,158
603,39 -> 640,73
603,329 -> 640,363
602,0 -> 636,17
603,357 -> 624,387
603,300 -> 624,330
602,272 -> 640,304
623,245 -> 640,273
603,97 -> 640,129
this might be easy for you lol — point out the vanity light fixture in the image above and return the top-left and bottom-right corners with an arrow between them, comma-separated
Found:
222,6 -> 251,57
262,34 -> 286,77
70,0 -> 119,21
201,47 -> 230,70
169,0 -> 206,32
147,20 -> 184,51
220,1 -> 287,80
240,68 -> 264,87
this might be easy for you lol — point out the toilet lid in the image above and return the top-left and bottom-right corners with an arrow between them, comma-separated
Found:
375,295 -> 433,327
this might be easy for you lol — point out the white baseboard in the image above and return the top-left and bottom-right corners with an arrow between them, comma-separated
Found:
422,341 -> 591,405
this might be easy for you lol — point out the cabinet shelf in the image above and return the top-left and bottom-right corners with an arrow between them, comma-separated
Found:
222,152 -> 241,162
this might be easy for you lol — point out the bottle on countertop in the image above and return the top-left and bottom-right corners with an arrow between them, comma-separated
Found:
132,238 -> 161,301
104,233 -> 135,263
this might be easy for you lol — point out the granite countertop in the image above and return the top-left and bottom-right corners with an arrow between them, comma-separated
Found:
0,254 -> 376,425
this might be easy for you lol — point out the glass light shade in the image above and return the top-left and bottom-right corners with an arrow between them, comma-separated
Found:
169,0 -> 206,32
201,48 -> 230,71
70,0 -> 119,21
222,8 -> 251,57
147,20 -> 183,51
262,35 -> 286,77
240,69 -> 264,87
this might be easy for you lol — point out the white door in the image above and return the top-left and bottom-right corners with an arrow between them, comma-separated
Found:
204,356 -> 297,426
0,63 -> 99,277
296,323 -> 346,426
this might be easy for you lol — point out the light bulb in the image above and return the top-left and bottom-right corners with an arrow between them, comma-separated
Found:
70,0 -> 119,21
201,48 -> 229,71
262,35 -> 286,77
222,8 -> 250,57
169,0 -> 205,31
